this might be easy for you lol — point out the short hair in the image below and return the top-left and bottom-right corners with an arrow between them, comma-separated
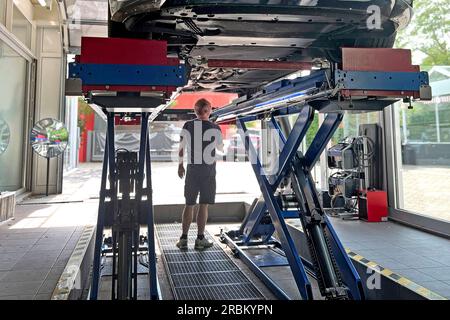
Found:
194,98 -> 212,116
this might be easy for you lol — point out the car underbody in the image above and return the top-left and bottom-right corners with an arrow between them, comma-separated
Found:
107,0 -> 413,94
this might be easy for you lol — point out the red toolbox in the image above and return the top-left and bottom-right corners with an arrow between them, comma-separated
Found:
358,190 -> 388,222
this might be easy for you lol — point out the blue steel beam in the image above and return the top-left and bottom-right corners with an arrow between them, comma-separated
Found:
69,63 -> 187,87
213,68 -> 430,121
323,214 -> 365,300
91,111 -> 161,300
90,134 -> 108,300
303,113 -> 343,170
268,116 -> 287,144
234,109 -> 364,300
268,111 -> 361,298
145,126 -> 159,300
221,232 -> 291,300
237,118 -> 313,300
90,112 -> 115,300
241,198 -> 270,244
290,163 -> 364,299
335,70 -> 429,91
267,106 -> 314,188
213,70 -> 327,119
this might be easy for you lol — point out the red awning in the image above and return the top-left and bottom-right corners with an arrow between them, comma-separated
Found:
169,92 -> 238,110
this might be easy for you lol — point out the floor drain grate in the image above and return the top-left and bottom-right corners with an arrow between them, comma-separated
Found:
156,223 -> 265,300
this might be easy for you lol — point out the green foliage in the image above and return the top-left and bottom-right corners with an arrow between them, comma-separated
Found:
401,102 -> 450,142
305,115 -> 319,147
395,0 -> 450,66
330,112 -> 380,145
48,127 -> 68,142
78,97 -> 93,116
395,0 -> 450,144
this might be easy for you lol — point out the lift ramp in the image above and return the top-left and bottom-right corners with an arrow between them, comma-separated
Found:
68,33 -> 432,301
155,223 -> 265,300
68,36 -> 188,300
214,48 -> 431,300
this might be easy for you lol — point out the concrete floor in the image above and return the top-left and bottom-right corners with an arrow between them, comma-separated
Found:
0,203 -> 96,299
1,161 -> 449,299
0,165 -> 100,299
329,217 -> 450,298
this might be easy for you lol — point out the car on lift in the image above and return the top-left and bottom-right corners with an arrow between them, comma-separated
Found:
107,0 -> 413,95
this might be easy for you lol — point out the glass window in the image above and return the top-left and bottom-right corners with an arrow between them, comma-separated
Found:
331,112 -> 380,145
304,112 -> 380,190
394,97 -> 450,222
12,5 -> 32,49
0,39 -> 28,192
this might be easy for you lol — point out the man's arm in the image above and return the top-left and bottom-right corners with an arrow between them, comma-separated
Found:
178,127 -> 187,179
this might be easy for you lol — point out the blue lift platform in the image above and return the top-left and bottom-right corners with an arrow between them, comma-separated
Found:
69,36 -> 431,300
68,36 -> 188,300
212,48 -> 431,300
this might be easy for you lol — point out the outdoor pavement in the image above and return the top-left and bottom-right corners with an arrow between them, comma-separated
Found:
0,165 -> 99,300
401,165 -> 450,222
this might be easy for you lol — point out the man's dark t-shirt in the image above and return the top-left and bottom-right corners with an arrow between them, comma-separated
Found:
181,119 -> 223,205
181,119 -> 223,176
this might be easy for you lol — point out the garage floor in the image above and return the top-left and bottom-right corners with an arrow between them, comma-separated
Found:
1,162 -> 449,299
329,217 -> 450,298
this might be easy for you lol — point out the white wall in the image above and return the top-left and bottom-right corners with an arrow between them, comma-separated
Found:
1,1 -> 66,194
32,24 -> 64,194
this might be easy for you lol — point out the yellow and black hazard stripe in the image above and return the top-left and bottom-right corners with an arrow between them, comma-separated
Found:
345,248 -> 447,300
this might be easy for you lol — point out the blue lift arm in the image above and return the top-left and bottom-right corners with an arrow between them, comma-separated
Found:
69,37 -> 187,300
217,48 -> 431,300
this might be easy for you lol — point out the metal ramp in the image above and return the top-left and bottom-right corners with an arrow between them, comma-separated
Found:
155,223 -> 265,300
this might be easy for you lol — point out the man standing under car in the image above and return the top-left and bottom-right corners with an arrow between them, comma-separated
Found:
176,98 -> 224,250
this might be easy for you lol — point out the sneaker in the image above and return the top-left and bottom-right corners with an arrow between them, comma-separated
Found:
176,238 -> 188,250
194,237 -> 214,250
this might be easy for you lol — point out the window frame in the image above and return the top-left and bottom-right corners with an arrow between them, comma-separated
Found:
0,23 -> 36,195
11,3 -> 33,50
384,103 -> 450,238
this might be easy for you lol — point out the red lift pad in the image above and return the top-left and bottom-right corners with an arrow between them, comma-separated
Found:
340,48 -> 422,99
341,48 -> 419,72
80,37 -> 169,65
77,37 -> 180,93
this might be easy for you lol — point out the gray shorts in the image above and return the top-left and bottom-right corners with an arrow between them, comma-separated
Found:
184,166 -> 216,205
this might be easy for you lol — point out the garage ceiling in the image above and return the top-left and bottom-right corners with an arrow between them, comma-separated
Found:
63,0 -> 108,52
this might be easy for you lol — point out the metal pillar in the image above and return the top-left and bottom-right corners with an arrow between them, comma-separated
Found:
223,107 -> 364,300
89,112 -> 159,300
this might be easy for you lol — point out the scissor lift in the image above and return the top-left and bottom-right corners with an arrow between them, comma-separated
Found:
69,36 -> 431,300
213,48 -> 431,300
68,37 -> 187,300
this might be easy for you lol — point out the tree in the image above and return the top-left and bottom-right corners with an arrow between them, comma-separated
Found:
395,0 -> 449,66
